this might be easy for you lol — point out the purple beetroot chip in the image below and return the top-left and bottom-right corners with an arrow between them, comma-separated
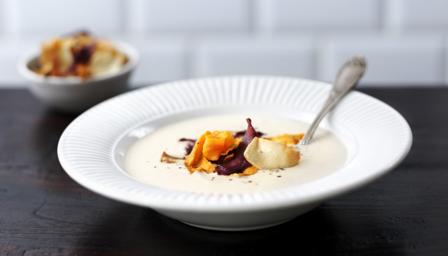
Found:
216,118 -> 259,175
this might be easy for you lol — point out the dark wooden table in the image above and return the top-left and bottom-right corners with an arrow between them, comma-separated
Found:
1,87 -> 447,256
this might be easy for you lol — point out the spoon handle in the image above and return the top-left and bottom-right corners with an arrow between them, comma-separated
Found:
300,56 -> 367,145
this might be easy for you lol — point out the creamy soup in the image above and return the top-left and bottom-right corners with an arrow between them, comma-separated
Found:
125,114 -> 347,193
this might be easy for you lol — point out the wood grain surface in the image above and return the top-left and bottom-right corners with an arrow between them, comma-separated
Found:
0,88 -> 447,256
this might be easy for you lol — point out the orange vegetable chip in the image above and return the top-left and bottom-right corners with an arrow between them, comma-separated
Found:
184,132 -> 214,172
203,131 -> 239,161
267,133 -> 304,145
185,130 -> 241,173
239,166 -> 258,176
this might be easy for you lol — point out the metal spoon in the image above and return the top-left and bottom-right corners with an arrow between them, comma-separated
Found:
300,56 -> 367,145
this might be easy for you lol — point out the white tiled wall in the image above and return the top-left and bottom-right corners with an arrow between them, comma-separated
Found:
261,0 -> 381,32
319,36 -> 445,84
398,0 -> 448,31
195,37 -> 315,78
12,0 -> 125,35
136,0 -> 251,33
0,0 -> 447,87
121,36 -> 188,83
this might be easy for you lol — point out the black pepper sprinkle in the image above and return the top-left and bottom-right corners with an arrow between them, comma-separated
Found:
277,175 -> 282,178
211,177 -> 215,181
248,180 -> 253,183
279,168 -> 285,171
153,165 -> 157,168
229,179 -> 233,181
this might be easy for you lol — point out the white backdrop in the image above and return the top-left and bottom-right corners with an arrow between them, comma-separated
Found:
0,0 -> 446,87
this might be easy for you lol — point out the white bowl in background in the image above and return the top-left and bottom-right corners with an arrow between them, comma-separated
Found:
18,41 -> 139,112
58,76 -> 412,231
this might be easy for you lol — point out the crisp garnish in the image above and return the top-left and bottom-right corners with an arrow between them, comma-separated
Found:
161,118 -> 304,176
36,31 -> 128,79
244,138 -> 300,169
160,151 -> 183,164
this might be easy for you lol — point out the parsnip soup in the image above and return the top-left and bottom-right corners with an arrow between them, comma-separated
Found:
125,114 -> 347,193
